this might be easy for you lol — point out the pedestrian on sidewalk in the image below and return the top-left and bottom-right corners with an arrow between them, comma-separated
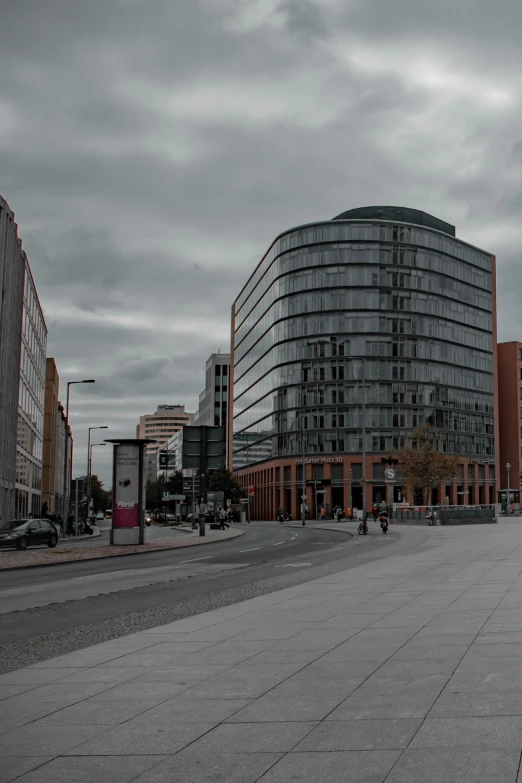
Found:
219,508 -> 229,530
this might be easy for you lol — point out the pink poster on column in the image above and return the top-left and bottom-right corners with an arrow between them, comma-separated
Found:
113,444 -> 140,528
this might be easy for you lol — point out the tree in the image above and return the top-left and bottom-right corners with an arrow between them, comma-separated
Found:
146,476 -> 166,509
90,474 -> 111,513
207,469 -> 242,503
398,425 -> 458,505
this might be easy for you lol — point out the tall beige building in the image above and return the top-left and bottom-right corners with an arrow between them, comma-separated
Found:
41,359 -> 72,515
137,405 -> 193,457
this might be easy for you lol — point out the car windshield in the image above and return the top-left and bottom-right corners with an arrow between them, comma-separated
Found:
0,520 -> 28,532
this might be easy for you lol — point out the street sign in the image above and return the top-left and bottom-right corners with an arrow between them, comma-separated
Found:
385,468 -> 396,480
171,495 -> 185,501
240,497 -> 249,503
301,494 -> 307,500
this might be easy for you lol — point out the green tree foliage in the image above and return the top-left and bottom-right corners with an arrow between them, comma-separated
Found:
90,474 -> 111,513
146,471 -> 184,511
398,425 -> 458,505
207,469 -> 242,503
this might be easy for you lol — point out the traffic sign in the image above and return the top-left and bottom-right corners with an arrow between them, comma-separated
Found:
240,497 -> 249,503
249,485 -> 255,496
301,494 -> 307,500
385,468 -> 396,480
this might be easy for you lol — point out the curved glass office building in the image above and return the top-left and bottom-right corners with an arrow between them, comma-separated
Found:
230,206 -> 498,520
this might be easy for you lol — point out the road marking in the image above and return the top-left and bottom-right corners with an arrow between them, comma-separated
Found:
273,541 -> 285,545
179,556 -> 214,563
239,547 -> 261,552
275,563 -> 311,568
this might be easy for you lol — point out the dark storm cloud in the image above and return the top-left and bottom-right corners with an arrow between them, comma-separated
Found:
1,0 -> 522,483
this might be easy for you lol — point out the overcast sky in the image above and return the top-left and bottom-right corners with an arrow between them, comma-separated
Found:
1,0 -> 521,486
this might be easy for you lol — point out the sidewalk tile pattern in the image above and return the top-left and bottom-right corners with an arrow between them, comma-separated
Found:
5,523 -> 522,781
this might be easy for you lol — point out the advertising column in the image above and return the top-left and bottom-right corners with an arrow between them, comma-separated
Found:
111,442 -> 144,545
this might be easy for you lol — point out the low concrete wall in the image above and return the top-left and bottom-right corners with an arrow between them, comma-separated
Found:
392,506 -> 496,525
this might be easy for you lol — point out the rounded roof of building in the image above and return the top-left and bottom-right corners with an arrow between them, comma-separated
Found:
331,206 -> 455,237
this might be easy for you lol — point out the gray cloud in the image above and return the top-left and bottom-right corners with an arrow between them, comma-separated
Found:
1,0 -> 522,484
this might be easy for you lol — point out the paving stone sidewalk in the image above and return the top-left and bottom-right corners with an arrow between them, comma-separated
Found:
3,520 -> 522,782
0,527 -> 243,570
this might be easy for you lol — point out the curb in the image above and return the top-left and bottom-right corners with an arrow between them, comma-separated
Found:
285,523 -> 354,538
0,528 -> 244,572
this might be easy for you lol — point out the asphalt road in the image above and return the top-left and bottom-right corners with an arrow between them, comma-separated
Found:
0,521 -> 418,669
0,523 -> 352,613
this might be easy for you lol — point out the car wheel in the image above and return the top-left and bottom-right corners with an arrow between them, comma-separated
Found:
16,537 -> 28,551
48,534 -> 58,548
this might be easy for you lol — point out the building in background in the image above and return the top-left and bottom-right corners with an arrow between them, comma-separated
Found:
137,405 -> 193,459
157,429 -> 183,477
145,453 -> 157,483
41,359 -> 59,514
193,352 -> 230,428
41,359 -> 72,516
497,342 -> 522,492
230,206 -> 498,520
0,197 -> 27,522
56,401 -> 72,517
16,257 -> 47,518
232,432 -> 273,471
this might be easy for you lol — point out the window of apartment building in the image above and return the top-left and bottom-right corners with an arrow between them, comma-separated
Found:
519,348 -> 522,361
520,387 -> 522,400
520,368 -> 522,380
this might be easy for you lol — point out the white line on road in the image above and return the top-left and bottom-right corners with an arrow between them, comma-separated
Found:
179,556 -> 214,563
273,541 -> 285,545
239,547 -> 261,552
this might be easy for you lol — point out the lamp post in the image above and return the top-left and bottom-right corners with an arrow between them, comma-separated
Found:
246,438 -> 251,524
87,426 -> 108,517
507,462 -> 511,513
62,380 -> 95,524
301,407 -> 306,527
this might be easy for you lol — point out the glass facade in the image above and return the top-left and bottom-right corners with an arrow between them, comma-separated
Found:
232,211 -> 495,467
16,259 -> 47,518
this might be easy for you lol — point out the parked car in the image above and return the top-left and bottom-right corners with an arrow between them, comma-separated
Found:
145,514 -> 151,526
0,519 -> 59,550
95,511 -> 104,521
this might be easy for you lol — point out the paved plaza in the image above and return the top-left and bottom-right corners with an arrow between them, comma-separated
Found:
3,521 -> 522,782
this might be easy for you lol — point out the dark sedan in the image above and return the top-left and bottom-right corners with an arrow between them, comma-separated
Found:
0,519 -> 59,550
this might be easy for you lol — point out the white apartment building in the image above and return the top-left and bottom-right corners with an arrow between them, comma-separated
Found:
137,405 -> 193,458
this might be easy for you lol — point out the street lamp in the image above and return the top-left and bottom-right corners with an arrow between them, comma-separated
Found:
62,380 -> 96,522
507,462 -> 511,513
87,426 -> 108,516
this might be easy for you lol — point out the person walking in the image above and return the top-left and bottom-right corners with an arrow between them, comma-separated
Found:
219,508 -> 229,530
